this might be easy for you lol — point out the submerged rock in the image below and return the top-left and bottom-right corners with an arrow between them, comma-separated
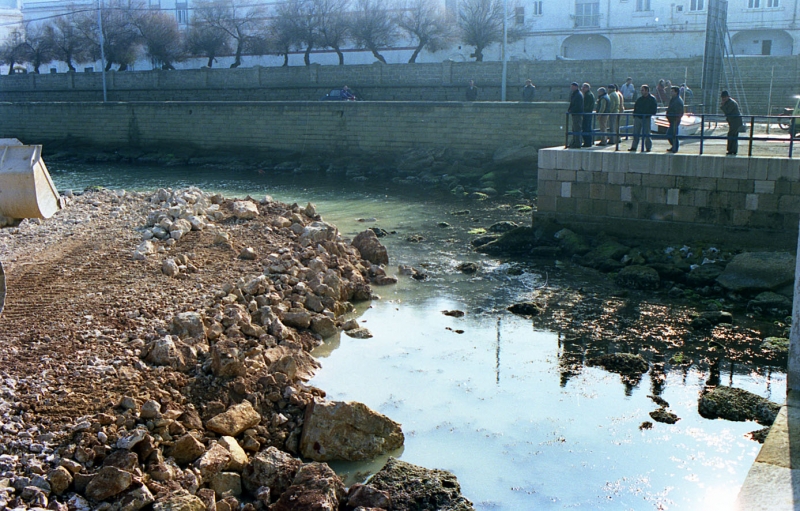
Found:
649,408 -> 680,424
586,353 -> 649,376
690,311 -> 733,330
475,227 -> 536,255
716,252 -> 795,293
698,386 -> 780,426
299,399 -> 404,461
615,265 -> 660,290
507,302 -> 544,316
352,230 -> 389,265
368,457 -> 474,511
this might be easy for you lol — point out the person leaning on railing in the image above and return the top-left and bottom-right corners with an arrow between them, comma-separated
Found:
720,90 -> 742,156
568,82 -> 584,149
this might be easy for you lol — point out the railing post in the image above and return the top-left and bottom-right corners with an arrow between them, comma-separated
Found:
565,112 -> 569,149
791,118 -> 796,159
748,116 -> 755,157
615,113 -> 621,151
700,114 -> 705,155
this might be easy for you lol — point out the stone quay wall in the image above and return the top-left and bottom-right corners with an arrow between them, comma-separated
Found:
536,148 -> 800,247
0,56 -> 796,115
0,101 -> 566,156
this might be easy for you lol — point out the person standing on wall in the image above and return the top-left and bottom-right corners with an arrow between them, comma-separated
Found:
720,90 -> 742,156
568,82 -> 584,149
581,83 -> 596,147
522,79 -> 536,102
665,86 -> 684,153
620,77 -> 636,104
629,84 -> 658,152
466,80 -> 478,101
595,87 -> 610,146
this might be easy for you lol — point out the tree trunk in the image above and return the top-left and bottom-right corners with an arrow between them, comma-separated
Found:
304,46 -> 312,66
118,63 -> 128,71
6,59 -> 13,75
408,43 -> 424,63
334,47 -> 344,65
67,60 -> 76,72
473,45 -> 484,62
105,60 -> 113,71
282,53 -> 288,66
162,62 -> 175,70
206,55 -> 214,67
230,42 -> 242,68
370,48 -> 386,64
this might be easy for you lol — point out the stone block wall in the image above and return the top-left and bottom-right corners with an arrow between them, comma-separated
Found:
536,148 -> 800,247
1,56 -> 796,114
0,101 -> 565,157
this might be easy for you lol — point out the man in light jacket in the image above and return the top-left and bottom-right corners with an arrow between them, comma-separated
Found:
595,87 -> 610,146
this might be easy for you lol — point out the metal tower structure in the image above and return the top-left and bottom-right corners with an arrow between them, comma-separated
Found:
701,0 -> 750,115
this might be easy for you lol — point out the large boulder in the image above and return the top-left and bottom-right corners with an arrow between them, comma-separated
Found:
205,401 -> 261,437
241,446 -> 302,495
475,227 -> 537,256
299,399 -> 404,461
352,230 -> 389,265
171,312 -> 207,341
271,463 -> 346,511
615,265 -> 660,290
698,386 -> 781,426
716,252 -> 795,293
142,336 -> 197,372
368,458 -> 474,511
232,201 -> 259,220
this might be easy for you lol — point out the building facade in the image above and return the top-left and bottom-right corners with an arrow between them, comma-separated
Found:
7,0 -> 800,72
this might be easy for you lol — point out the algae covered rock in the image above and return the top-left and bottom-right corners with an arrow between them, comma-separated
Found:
474,226 -> 536,255
368,458 -> 474,511
698,386 -> 780,426
716,252 -> 795,293
586,353 -> 649,377
615,265 -> 660,290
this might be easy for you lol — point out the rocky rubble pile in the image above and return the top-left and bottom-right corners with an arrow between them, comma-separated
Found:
0,187 -> 472,511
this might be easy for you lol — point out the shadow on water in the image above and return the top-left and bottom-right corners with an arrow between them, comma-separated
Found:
51,162 -> 787,510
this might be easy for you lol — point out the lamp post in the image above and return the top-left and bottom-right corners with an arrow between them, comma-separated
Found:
98,0 -> 107,102
501,0 -> 508,101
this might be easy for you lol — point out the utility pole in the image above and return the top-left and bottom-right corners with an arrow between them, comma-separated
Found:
501,0 -> 508,101
98,0 -> 107,102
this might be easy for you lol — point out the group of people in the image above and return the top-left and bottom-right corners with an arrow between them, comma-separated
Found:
622,77 -> 693,106
567,81 -> 627,148
464,79 -> 537,102
568,79 -> 742,156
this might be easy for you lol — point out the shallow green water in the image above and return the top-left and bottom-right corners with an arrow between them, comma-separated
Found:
51,162 -> 783,511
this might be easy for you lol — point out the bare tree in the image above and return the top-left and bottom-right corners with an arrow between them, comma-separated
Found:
274,0 -> 318,66
396,0 -> 453,63
193,0 -> 267,68
0,29 -> 27,75
129,1 -> 185,70
74,0 -> 142,71
266,11 -> 295,67
315,0 -> 350,65
44,12 -> 91,72
457,0 -> 504,62
350,0 -> 397,64
21,23 -> 56,73
184,22 -> 231,67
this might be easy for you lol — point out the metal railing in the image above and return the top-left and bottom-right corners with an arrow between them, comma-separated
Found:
564,112 -> 800,158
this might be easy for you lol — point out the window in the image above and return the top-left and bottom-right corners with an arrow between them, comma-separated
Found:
690,0 -> 704,10
747,0 -> 760,7
149,0 -> 160,8
176,1 -> 188,24
767,0 -> 779,6
515,6 -> 525,24
532,1 -> 543,15
636,0 -> 651,11
575,0 -> 600,27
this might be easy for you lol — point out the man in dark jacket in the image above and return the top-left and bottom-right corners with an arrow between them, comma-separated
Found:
522,79 -> 536,102
568,82 -> 584,148
466,80 -> 478,101
720,90 -> 742,156
629,84 -> 658,152
581,83 -> 596,147
665,86 -> 685,153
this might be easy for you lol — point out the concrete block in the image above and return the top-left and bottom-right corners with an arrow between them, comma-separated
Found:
667,188 -> 680,206
555,149 -> 574,170
557,169 -> 577,181
604,184 -> 621,201
589,184 -> 606,200
572,183 -> 590,199
542,180 -> 560,196
727,192 -> 747,210
601,151 -> 627,173
791,182 -> 800,195
640,203 -> 673,221
556,197 -> 576,213
620,201 -> 639,219
538,149 -> 558,170
607,172 -> 626,185
576,170 -> 593,183
642,174 -> 676,188
722,158 -> 749,179
673,205 -> 698,223
757,194 -> 778,212
693,190 -> 709,208
775,178 -> 793,195
746,194 -> 759,211
590,199 -> 608,216
536,195 -> 556,212
576,199 -> 592,215
580,151 -> 604,172
784,159 -> 800,180
778,195 -> 800,214
649,154 -> 672,175
767,159 -> 789,180
538,168 -> 558,181
716,178 -> 741,192
748,158 -> 769,180
625,173 -> 642,185
607,201 -> 624,217
668,155 -> 697,176
627,153 -> 652,173
732,209 -> 752,226
749,211 -> 784,229
754,180 -> 776,194
697,156 -> 724,178
592,171 -> 607,183
561,181 -> 572,198
620,186 -> 632,202
645,187 -> 667,204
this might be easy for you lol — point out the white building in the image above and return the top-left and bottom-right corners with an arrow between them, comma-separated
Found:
8,0 -> 800,72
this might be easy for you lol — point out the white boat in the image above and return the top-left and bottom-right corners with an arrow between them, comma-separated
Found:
651,113 -> 702,136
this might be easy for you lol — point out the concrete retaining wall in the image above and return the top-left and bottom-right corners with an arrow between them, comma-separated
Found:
0,101 -> 566,157
2,56 -> 797,114
536,148 -> 800,247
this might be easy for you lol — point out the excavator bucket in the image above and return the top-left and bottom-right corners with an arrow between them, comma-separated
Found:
0,142 -> 61,220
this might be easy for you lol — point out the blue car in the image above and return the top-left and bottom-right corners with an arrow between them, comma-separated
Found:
320,89 -> 356,101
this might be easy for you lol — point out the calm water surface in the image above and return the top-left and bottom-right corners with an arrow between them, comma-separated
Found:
51,163 -> 783,511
